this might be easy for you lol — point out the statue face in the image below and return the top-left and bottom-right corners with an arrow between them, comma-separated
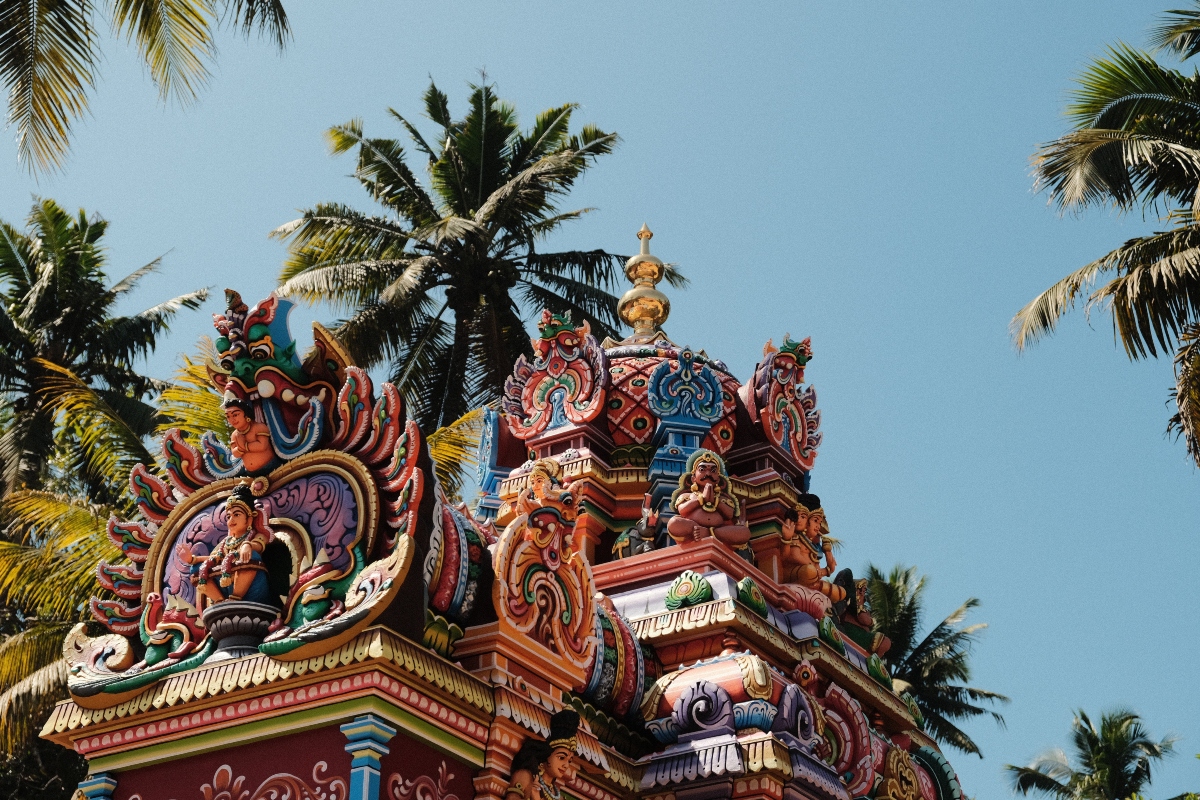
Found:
224,406 -> 250,432
805,510 -> 825,539
693,459 -> 720,488
226,506 -> 250,538
529,473 -> 548,497
544,748 -> 573,780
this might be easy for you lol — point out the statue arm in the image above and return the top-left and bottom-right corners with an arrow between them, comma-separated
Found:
245,423 -> 272,453
506,769 -> 535,800
675,494 -> 701,516
822,543 -> 837,577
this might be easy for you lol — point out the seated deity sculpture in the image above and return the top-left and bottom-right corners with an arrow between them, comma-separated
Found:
222,395 -> 275,474
175,483 -> 274,609
666,449 -> 753,562
779,493 -> 846,605
505,710 -> 580,800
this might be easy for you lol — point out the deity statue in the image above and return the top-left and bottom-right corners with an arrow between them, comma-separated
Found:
833,570 -> 891,657
666,449 -> 753,561
222,396 -> 276,474
779,493 -> 846,605
175,483 -> 274,610
514,458 -> 568,517
505,710 -> 580,800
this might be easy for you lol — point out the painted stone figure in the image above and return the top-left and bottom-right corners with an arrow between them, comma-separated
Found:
505,710 -> 580,800
515,458 -> 567,517
666,449 -> 753,561
174,483 -> 274,609
612,495 -> 658,559
779,494 -> 846,605
222,396 -> 275,474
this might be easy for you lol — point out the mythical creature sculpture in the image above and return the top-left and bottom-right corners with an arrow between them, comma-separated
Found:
505,710 -> 580,800
779,494 -> 845,607
746,335 -> 822,472
503,310 -> 608,440
66,290 -> 432,706
611,495 -> 659,560
174,483 -> 273,609
494,459 -> 596,672
666,449 -> 753,562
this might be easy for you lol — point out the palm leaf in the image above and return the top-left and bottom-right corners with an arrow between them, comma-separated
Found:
219,0 -> 289,48
1151,7 -> 1200,60
427,408 -> 485,502
156,337 -> 227,441
0,659 -> 68,752
110,0 -> 216,103
0,0 -> 98,171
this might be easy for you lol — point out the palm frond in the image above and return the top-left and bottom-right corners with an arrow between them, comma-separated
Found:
219,0 -> 289,48
109,255 -> 164,295
110,0 -> 216,103
0,0 -> 98,171
156,337 -> 226,441
1151,7 -> 1200,60
1168,323 -> 1200,466
35,360 -> 154,488
427,407 -> 485,502
0,659 -> 68,752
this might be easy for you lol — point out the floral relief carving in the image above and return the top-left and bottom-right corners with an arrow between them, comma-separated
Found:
128,762 -> 347,800
388,761 -> 461,800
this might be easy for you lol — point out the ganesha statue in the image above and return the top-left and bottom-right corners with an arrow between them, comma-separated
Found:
779,493 -> 845,615
666,449 -> 754,563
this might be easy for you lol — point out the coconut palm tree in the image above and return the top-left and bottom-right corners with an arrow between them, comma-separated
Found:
866,564 -> 1008,757
1,0 -> 290,171
0,198 -> 207,495
1013,4 -> 1200,466
274,78 -> 686,433
1006,709 -> 1177,800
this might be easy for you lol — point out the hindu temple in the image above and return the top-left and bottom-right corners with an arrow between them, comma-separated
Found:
41,226 -> 964,800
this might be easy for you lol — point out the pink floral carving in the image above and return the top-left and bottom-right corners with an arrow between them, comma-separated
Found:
127,761 -> 347,800
388,761 -> 460,800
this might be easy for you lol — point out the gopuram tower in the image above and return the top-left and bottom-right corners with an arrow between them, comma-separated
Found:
43,228 -> 964,800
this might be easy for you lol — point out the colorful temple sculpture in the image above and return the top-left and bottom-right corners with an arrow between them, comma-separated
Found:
43,226 -> 964,800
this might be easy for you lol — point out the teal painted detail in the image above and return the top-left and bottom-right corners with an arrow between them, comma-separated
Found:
665,570 -> 714,611
342,714 -> 397,800
817,616 -> 846,655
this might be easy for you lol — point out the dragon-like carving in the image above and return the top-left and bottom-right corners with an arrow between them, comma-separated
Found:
503,310 -> 608,440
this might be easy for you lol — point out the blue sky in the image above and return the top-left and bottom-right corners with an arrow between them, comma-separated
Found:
3,2 -> 1198,796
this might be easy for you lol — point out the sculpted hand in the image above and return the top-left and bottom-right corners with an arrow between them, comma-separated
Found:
174,542 -> 193,564
702,482 -> 715,503
238,542 -> 253,564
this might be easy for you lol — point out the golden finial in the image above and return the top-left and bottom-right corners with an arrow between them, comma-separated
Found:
618,224 -> 670,341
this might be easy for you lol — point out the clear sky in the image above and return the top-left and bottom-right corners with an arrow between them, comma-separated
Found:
3,2 -> 1197,796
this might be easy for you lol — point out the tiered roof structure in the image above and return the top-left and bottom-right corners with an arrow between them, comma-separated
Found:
43,228 -> 963,800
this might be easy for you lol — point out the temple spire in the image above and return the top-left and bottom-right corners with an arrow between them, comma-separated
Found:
618,224 -> 671,342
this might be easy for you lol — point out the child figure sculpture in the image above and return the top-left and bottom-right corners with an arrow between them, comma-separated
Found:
222,396 -> 275,474
505,710 -> 580,800
175,483 -> 274,610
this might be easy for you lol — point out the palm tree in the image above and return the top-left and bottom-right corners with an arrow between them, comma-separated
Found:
0,198 -> 207,495
1006,709 -> 1176,800
866,564 -> 1008,757
1013,4 -> 1200,466
274,78 -> 686,432
1,0 -> 290,171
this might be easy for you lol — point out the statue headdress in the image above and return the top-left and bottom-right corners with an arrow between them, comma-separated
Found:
547,709 -> 580,751
224,483 -> 258,518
